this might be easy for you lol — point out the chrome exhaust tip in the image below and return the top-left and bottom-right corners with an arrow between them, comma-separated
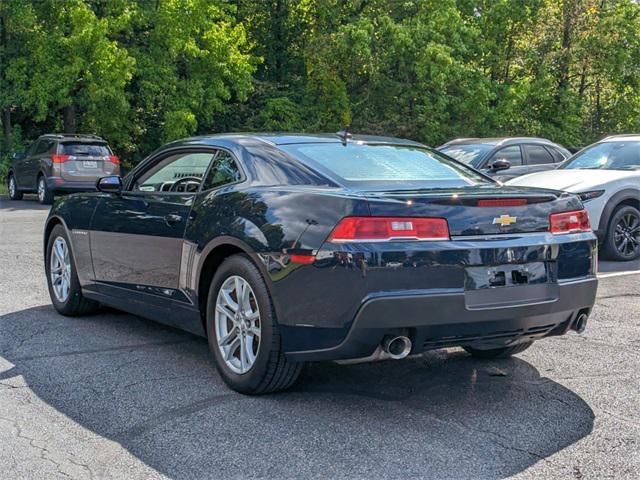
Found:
381,335 -> 412,360
574,312 -> 588,334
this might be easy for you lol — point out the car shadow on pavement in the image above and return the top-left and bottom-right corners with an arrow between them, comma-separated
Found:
0,305 -> 594,479
0,197 -> 51,212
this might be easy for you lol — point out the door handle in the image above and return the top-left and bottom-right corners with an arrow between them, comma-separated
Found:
164,213 -> 183,226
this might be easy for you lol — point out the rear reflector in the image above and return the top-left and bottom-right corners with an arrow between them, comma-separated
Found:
549,210 -> 591,234
289,254 -> 316,264
328,217 -> 449,242
478,198 -> 528,207
51,154 -> 70,163
108,155 -> 120,164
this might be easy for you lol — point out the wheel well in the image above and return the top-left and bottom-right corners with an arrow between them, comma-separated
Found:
614,198 -> 640,212
44,218 -> 62,250
197,244 -> 245,330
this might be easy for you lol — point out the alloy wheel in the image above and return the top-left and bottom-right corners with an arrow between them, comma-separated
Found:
613,212 -> 640,257
214,275 -> 261,374
50,237 -> 71,302
9,177 -> 16,197
38,178 -> 46,203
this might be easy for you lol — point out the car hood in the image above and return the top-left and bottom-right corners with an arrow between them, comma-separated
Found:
506,168 -> 639,192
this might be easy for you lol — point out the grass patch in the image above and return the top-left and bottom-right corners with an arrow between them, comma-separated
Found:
0,183 -> 7,195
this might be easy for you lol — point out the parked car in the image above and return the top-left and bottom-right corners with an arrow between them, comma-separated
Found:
508,134 -> 640,261
43,133 -> 597,394
7,133 -> 120,204
438,137 -> 571,181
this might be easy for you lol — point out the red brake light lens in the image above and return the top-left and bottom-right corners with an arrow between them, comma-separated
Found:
328,217 -> 449,242
549,210 -> 591,234
478,198 -> 528,207
51,154 -> 70,163
108,155 -> 120,164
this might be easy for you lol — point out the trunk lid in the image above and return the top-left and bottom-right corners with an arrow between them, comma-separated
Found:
363,185 -> 583,236
58,142 -> 118,181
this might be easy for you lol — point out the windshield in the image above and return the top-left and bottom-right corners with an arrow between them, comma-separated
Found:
61,142 -> 111,156
440,144 -> 493,168
562,141 -> 640,170
282,143 -> 492,189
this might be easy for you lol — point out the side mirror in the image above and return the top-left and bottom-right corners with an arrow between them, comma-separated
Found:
12,152 -> 25,161
490,159 -> 511,171
96,175 -> 123,195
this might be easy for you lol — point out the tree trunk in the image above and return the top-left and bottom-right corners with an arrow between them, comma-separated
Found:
63,104 -> 77,133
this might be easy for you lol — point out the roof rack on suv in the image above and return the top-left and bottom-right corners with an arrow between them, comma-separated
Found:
41,133 -> 105,141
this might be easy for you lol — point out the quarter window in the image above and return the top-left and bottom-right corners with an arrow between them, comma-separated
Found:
525,145 -> 555,165
35,140 -> 53,155
489,146 -> 522,166
202,150 -> 242,190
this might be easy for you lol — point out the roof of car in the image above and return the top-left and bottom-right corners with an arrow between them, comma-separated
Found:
600,134 -> 640,142
40,133 -> 106,143
441,137 -> 556,147
164,133 -> 425,148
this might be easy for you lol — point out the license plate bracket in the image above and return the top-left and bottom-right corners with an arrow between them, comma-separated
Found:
83,160 -> 98,168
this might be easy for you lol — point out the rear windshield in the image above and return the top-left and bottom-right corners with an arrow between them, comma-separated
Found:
61,142 -> 111,156
440,144 -> 493,167
282,143 -> 491,188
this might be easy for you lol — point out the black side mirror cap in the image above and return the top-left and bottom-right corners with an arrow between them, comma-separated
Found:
490,159 -> 511,171
96,175 -> 123,195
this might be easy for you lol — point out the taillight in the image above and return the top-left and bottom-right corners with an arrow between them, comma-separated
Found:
478,198 -> 528,207
108,155 -> 120,164
328,217 -> 449,242
549,210 -> 591,234
51,154 -> 70,163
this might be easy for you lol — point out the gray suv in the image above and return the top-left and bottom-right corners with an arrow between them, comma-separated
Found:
7,134 -> 120,204
438,137 -> 571,182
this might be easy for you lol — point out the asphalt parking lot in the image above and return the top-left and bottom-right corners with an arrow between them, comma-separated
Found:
1,196 -> 639,480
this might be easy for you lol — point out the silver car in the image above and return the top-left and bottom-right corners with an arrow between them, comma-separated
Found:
7,133 -> 120,204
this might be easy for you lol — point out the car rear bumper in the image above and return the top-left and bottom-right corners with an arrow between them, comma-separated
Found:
46,177 -> 97,192
285,276 -> 597,361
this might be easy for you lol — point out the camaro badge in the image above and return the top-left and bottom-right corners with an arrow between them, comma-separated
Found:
493,214 -> 517,226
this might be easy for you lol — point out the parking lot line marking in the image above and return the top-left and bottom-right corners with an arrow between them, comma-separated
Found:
598,270 -> 640,279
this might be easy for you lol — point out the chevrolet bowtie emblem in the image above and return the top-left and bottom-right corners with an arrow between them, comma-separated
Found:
493,214 -> 517,227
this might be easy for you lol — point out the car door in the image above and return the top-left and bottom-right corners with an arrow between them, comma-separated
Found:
484,145 -> 527,181
89,148 -> 218,306
17,141 -> 40,188
523,144 -> 557,174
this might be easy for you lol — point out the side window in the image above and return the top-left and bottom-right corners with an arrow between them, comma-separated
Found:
26,141 -> 39,156
35,140 -> 52,155
489,146 -> 522,166
202,150 -> 242,190
525,145 -> 555,165
134,152 -> 216,193
546,146 -> 566,163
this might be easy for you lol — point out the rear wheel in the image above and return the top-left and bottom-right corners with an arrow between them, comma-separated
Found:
8,174 -> 23,200
37,175 -> 54,205
464,341 -> 533,359
603,205 -> 640,261
206,254 -> 303,394
45,224 -> 99,316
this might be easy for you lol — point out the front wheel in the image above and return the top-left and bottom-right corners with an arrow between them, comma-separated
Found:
206,254 -> 303,394
37,175 -> 54,205
8,174 -> 23,200
602,205 -> 640,261
464,341 -> 533,359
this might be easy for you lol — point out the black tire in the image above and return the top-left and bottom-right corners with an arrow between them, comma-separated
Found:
8,174 -> 23,200
464,341 -> 533,359
37,175 -> 54,205
205,254 -> 303,394
602,205 -> 640,261
45,224 -> 99,316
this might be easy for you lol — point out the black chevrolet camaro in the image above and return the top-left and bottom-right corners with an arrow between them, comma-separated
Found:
44,133 -> 598,394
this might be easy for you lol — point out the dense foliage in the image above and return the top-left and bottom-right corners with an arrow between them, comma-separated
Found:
2,0 -> 640,174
